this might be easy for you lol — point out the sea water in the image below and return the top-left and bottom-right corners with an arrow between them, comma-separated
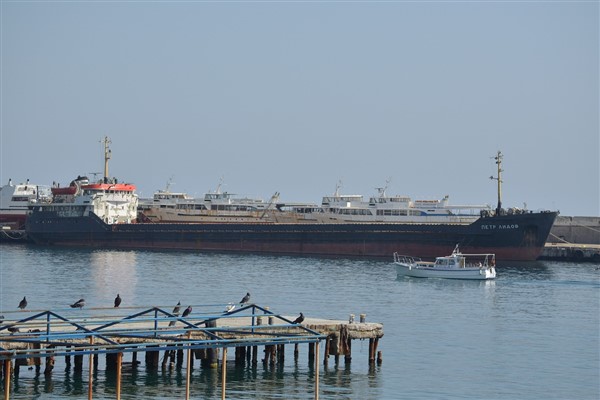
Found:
0,244 -> 598,399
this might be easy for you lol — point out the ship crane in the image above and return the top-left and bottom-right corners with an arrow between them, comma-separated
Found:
490,151 -> 503,216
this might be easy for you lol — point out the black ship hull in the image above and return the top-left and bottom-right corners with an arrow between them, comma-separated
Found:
25,211 -> 558,261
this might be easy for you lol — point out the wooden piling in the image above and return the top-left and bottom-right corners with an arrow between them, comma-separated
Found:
308,343 -> 315,362
44,347 -> 54,375
185,331 -> 192,400
344,340 -> 352,364
3,359 -> 11,400
323,336 -> 330,366
221,347 -> 227,400
65,345 -> 71,367
88,337 -> 94,400
116,352 -> 122,400
145,346 -> 159,369
252,345 -> 258,365
74,354 -> 83,372
314,341 -> 320,400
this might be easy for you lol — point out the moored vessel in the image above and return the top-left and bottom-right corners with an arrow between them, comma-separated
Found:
25,147 -> 558,261
0,179 -> 51,230
394,245 -> 496,280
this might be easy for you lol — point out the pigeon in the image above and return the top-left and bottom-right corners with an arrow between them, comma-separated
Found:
240,292 -> 250,305
18,296 -> 27,310
172,301 -> 181,315
182,305 -> 192,318
70,299 -> 85,309
293,313 -> 305,324
169,301 -> 181,327
114,294 -> 122,308
8,326 -> 20,334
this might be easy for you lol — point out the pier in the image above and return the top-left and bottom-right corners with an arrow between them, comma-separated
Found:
0,304 -> 384,400
541,243 -> 600,262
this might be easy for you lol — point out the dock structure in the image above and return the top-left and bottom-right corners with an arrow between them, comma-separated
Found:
0,304 -> 383,400
541,243 -> 600,262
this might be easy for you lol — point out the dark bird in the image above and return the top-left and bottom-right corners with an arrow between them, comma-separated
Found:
169,301 -> 181,327
7,326 -> 20,334
172,301 -> 181,315
70,299 -> 85,309
0,315 -> 4,323
240,292 -> 250,305
18,296 -> 27,310
293,313 -> 305,324
114,294 -> 122,308
182,305 -> 192,318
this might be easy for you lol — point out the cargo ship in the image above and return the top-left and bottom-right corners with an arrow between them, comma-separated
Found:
25,141 -> 558,261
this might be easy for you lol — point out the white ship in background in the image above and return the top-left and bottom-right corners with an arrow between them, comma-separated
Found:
0,179 -> 51,229
138,179 -> 280,223
274,181 -> 496,224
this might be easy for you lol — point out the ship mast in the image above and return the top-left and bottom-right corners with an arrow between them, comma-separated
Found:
102,136 -> 112,182
490,151 -> 503,215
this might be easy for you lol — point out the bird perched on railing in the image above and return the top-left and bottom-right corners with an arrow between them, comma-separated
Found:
182,305 -> 192,318
70,299 -> 85,309
18,296 -> 27,310
239,292 -> 250,305
114,294 -> 122,308
224,303 -> 235,313
169,301 -> 181,327
293,313 -> 305,324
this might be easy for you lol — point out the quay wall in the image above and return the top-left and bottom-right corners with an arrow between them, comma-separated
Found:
548,216 -> 600,245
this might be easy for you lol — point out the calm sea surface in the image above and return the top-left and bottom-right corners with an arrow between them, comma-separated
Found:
1,244 -> 598,399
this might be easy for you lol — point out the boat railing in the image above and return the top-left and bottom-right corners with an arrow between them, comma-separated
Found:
393,253 -> 421,265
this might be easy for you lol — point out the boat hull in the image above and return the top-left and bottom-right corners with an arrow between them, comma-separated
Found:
24,210 -> 558,261
395,264 -> 496,280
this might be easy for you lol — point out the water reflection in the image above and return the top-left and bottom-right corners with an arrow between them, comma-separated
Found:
90,250 -> 138,306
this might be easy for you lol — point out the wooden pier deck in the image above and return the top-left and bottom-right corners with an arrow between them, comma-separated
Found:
0,304 -> 384,400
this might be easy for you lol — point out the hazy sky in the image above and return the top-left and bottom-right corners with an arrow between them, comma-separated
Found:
1,1 -> 598,216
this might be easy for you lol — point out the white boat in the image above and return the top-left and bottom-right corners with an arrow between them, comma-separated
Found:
0,179 -> 51,229
394,245 -> 496,280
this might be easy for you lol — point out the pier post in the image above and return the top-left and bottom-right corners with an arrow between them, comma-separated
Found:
253,316 -> 262,365
344,340 -> 352,364
308,343 -> 315,363
372,338 -> 380,365
65,345 -> 71,368
44,347 -> 55,375
74,354 -> 83,372
177,346 -> 184,368
116,352 -> 122,400
3,359 -> 11,400
185,332 -> 192,400
146,347 -> 160,369
314,341 -> 320,400
324,336 -> 330,366
221,347 -> 227,400
33,341 -> 41,371
88,337 -> 94,400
